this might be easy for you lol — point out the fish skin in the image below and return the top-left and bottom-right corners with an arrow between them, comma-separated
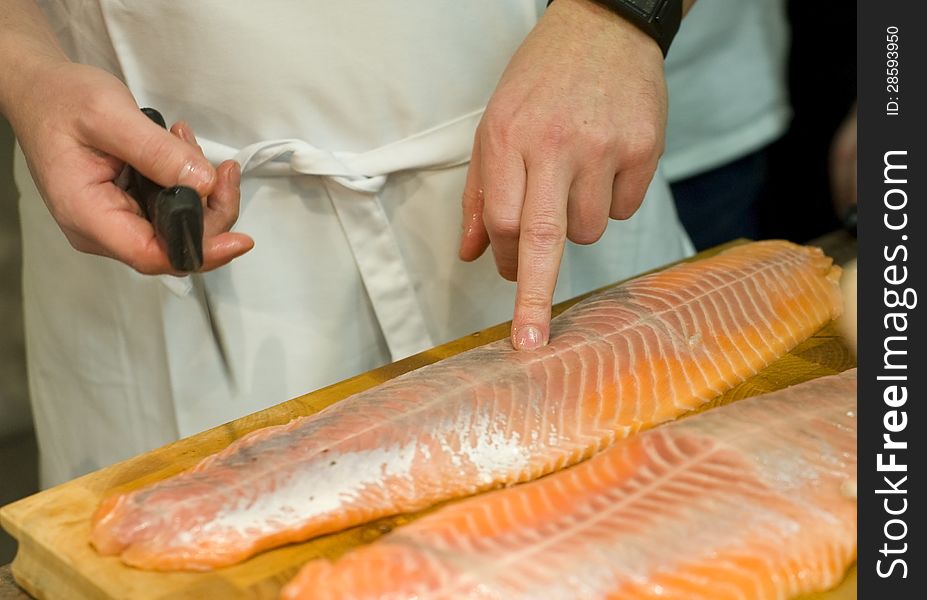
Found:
283,369 -> 858,600
90,241 -> 843,570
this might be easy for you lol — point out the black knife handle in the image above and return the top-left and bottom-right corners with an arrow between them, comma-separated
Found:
154,186 -> 204,272
129,107 -> 204,272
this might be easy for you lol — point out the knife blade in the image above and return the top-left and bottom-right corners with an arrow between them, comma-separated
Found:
129,107 -> 236,388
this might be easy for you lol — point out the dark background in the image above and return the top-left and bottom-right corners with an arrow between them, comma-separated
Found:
759,2 -> 857,243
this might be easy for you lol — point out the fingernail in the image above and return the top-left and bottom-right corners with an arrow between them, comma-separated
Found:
180,161 -> 214,190
176,122 -> 195,144
230,161 -> 241,183
513,324 -> 544,351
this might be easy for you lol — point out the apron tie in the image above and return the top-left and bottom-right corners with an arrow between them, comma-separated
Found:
166,107 -> 486,361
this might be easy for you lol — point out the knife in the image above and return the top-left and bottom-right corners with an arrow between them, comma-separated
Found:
129,107 -> 236,387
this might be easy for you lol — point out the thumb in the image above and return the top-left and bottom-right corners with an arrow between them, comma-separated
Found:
83,107 -> 217,197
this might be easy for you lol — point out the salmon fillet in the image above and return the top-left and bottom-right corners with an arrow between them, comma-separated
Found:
283,369 -> 858,600
90,241 -> 842,570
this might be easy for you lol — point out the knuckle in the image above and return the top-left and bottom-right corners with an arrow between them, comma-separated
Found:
497,265 -> 518,282
610,197 -> 644,221
518,289 -> 552,312
491,249 -> 518,281
653,135 -> 666,159
219,215 -> 238,233
524,218 -> 565,250
541,121 -> 570,149
583,130 -> 614,161
568,222 -> 606,245
566,195 -> 609,245
622,124 -> 661,164
485,214 -> 521,239
483,115 -> 516,149
128,257 -> 160,276
210,194 -> 241,229
80,93 -> 110,127
45,191 -> 82,232
228,203 -> 241,225
64,233 -> 90,254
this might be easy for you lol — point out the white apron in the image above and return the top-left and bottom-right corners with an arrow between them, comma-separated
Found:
20,0 -> 693,486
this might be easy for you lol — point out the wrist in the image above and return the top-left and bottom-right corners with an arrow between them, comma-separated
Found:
546,0 -> 665,66
0,34 -> 70,122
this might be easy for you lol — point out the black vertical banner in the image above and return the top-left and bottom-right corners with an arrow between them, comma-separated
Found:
858,1 -> 926,596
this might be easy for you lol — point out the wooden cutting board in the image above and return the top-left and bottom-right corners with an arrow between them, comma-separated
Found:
0,241 -> 857,600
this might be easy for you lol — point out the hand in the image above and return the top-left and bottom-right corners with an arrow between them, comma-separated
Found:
8,60 -> 253,275
459,0 -> 667,350
829,104 -> 857,219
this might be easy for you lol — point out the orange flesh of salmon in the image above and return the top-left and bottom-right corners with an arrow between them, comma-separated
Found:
283,370 -> 857,600
90,241 -> 842,570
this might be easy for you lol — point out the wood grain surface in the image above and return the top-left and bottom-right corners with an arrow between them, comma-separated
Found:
0,565 -> 27,600
0,241 -> 857,600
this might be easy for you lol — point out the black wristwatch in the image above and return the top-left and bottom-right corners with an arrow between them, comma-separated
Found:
548,0 -> 683,57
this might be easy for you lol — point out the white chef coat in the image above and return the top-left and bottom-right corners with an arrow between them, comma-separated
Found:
18,0 -> 693,486
662,0 -> 791,181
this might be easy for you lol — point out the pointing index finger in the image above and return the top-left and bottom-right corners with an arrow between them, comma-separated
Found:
512,162 -> 572,351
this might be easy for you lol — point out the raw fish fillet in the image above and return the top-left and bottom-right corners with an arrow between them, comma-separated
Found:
284,369 -> 858,600
91,241 -> 842,570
